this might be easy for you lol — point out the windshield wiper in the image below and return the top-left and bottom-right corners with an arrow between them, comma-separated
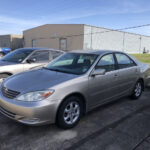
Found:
43,67 -> 71,74
49,68 -> 65,72
43,67 -> 61,72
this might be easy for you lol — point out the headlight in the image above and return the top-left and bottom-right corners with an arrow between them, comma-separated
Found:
16,90 -> 54,102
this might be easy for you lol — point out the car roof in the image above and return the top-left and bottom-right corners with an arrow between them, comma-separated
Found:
70,50 -> 123,55
16,47 -> 64,52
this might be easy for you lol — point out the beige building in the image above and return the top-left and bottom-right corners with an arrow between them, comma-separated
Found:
23,24 -> 150,53
23,24 -> 84,51
0,34 -> 23,50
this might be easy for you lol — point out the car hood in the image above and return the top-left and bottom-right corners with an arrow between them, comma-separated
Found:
0,60 -> 18,66
3,69 -> 78,93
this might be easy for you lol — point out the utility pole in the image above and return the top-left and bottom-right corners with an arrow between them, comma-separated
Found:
139,36 -> 142,53
91,27 -> 93,49
122,32 -> 125,52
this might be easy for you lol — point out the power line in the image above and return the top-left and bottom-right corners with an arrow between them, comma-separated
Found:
32,23 -> 150,40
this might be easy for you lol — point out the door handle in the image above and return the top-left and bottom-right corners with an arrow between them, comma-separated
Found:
114,74 -> 118,77
135,68 -> 138,73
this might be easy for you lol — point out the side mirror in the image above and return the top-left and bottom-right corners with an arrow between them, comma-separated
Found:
26,58 -> 36,63
91,68 -> 106,76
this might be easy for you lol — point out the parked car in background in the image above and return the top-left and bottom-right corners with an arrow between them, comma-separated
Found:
0,47 -> 64,80
0,47 -> 11,57
0,50 -> 149,129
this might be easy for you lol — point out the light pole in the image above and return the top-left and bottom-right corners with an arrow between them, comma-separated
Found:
139,36 -> 142,53
122,32 -> 125,52
91,27 -> 93,49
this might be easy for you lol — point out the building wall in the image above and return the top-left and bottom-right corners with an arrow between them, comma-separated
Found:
23,24 -> 84,51
0,35 -> 11,48
0,34 -> 23,50
84,25 -> 150,53
141,36 -> 150,53
11,35 -> 23,50
23,24 -> 150,53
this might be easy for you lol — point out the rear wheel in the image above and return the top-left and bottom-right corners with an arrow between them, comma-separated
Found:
57,96 -> 83,129
131,80 -> 143,100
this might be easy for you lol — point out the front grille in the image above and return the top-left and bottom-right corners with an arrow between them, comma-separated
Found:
0,106 -> 16,119
2,86 -> 20,99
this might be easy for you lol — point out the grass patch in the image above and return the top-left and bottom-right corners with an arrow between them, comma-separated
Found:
131,54 -> 150,65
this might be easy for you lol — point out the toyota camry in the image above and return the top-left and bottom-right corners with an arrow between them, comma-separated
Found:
0,50 -> 149,129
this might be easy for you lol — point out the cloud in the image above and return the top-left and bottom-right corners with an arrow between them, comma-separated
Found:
0,15 -> 44,34
0,15 -> 41,26
0,0 -> 150,35
42,0 -> 150,23
0,0 -> 150,26
120,0 -> 150,14
126,26 -> 150,36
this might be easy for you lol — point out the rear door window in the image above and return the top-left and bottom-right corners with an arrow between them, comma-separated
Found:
115,53 -> 136,69
50,51 -> 63,59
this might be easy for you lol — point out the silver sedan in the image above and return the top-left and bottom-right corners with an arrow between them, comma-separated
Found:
0,47 -> 64,80
0,50 -> 149,129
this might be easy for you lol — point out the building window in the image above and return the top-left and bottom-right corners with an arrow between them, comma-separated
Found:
32,39 -> 36,47
59,38 -> 67,50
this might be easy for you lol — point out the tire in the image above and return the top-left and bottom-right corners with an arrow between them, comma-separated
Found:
0,52 -> 4,58
0,74 -> 10,80
57,96 -> 83,129
131,80 -> 143,100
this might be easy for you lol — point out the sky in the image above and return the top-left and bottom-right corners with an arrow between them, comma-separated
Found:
0,0 -> 150,35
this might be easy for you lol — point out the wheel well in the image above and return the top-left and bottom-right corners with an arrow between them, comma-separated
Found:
138,78 -> 144,90
0,72 -> 12,76
56,93 -> 87,121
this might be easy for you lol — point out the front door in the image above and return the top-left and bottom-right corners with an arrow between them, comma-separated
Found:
88,53 -> 119,108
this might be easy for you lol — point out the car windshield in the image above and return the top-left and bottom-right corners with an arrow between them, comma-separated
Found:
1,49 -> 33,63
45,53 -> 98,75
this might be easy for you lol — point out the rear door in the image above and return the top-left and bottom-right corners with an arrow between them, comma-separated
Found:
23,50 -> 50,71
115,53 -> 139,95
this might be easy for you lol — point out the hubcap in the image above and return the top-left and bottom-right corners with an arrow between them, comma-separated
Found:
0,54 -> 3,58
63,101 -> 80,125
135,82 -> 142,97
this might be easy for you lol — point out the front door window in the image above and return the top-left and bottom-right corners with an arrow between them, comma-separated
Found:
96,54 -> 116,72
29,51 -> 49,62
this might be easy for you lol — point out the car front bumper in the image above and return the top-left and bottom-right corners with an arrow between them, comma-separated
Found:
0,92 -> 60,125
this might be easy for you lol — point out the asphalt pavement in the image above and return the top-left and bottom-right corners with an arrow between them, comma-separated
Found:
0,89 -> 150,150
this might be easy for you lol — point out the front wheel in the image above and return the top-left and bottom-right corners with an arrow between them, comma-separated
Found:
57,96 -> 83,129
0,52 -> 4,58
0,74 -> 10,82
131,80 -> 143,100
